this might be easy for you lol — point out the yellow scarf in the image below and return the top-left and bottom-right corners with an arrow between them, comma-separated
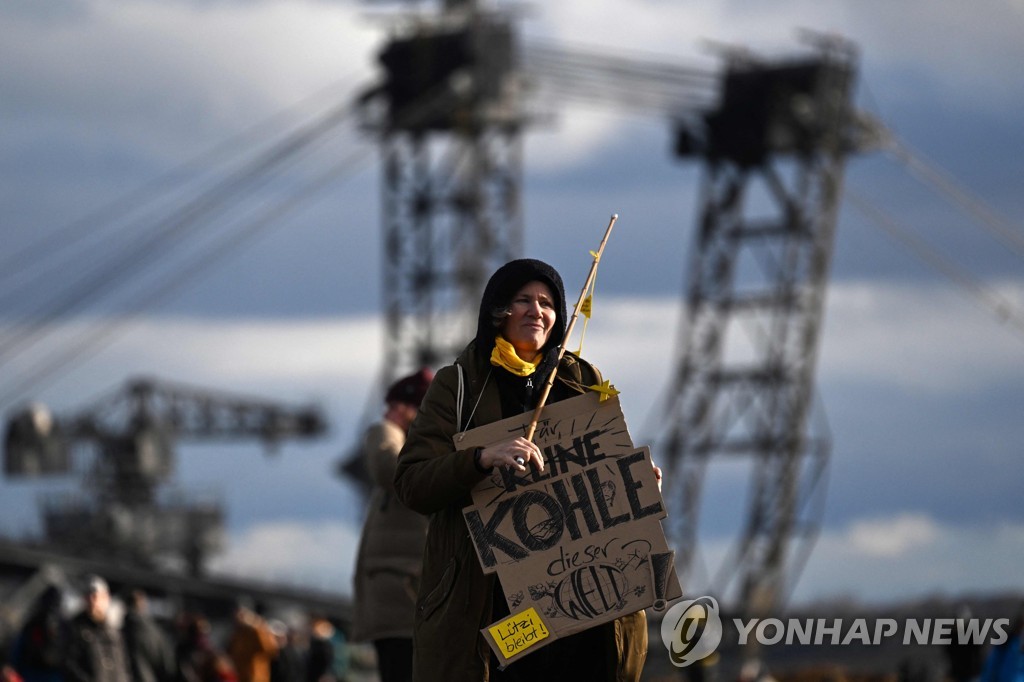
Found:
490,335 -> 539,376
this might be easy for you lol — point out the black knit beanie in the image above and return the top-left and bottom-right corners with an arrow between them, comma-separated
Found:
474,258 -> 568,355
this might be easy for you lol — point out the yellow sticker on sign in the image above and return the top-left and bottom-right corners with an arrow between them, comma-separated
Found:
488,607 -> 550,659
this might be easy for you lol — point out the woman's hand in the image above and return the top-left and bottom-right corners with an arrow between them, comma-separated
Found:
653,463 -> 663,492
479,437 -> 545,473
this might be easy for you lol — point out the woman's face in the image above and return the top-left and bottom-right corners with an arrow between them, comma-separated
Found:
501,280 -> 556,361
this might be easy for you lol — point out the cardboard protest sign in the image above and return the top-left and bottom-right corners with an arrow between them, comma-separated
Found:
454,392 -> 681,664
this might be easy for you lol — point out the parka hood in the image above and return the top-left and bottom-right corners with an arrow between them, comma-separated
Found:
474,258 -> 567,355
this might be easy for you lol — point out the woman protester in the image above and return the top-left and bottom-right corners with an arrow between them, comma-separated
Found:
394,258 -> 649,682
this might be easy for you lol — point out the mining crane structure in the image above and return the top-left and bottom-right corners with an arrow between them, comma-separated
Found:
358,1 -> 526,385
359,1 -> 876,625
3,377 -> 326,575
662,41 -> 877,621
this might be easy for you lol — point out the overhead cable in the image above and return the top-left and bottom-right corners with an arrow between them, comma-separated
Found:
0,102 -> 356,367
522,39 -> 719,117
0,75 -> 365,291
0,143 -> 374,409
885,137 -> 1024,264
0,73 -> 471,404
846,188 -> 1024,341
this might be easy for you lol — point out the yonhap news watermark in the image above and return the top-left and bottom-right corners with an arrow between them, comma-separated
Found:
661,596 -> 1013,668
732,615 -> 1011,647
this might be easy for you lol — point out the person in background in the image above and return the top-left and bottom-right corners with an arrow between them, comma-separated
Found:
352,368 -> 433,682
226,601 -> 278,682
9,585 -> 65,682
980,610 -> 1024,682
123,589 -> 176,682
946,605 -> 986,682
394,259 -> 651,682
304,616 -> 337,682
268,621 -> 304,682
64,575 -> 130,682
175,613 -> 237,682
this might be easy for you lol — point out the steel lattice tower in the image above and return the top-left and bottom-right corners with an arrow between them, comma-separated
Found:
661,40 -> 869,620
361,4 -> 525,383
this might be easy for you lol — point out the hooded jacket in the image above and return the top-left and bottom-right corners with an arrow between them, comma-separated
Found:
394,259 -> 647,682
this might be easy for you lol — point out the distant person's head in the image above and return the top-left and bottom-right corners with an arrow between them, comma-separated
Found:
37,584 -> 62,615
234,596 -> 256,623
384,368 -> 434,430
181,613 -> 211,645
84,575 -> 110,622
128,589 -> 149,614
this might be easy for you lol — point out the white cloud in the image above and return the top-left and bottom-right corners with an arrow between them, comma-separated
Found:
0,0 -> 378,159
819,279 -> 1024,392
524,2 -> 734,63
793,515 -> 1024,605
207,519 -> 360,595
846,513 -> 940,558
581,280 -> 1024,406
524,106 -> 635,172
2,314 -> 383,412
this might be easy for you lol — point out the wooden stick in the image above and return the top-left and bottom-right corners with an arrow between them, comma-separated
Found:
525,213 -> 618,442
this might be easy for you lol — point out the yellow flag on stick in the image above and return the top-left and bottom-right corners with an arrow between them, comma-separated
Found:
577,249 -> 618,402
575,252 -> 599,354
580,295 -> 593,319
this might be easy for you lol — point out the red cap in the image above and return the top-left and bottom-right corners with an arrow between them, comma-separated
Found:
385,368 -> 434,407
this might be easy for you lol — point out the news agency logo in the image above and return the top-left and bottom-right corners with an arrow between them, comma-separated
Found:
659,603 -> 1012,668
660,596 -> 723,667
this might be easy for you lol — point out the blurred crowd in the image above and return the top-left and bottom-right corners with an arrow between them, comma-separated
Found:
1,575 -> 354,682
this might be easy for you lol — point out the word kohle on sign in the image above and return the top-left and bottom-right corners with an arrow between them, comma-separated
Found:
456,392 -> 682,664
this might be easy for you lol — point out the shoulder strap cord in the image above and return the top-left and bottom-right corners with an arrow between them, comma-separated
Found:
454,365 -> 491,442
455,363 -> 465,433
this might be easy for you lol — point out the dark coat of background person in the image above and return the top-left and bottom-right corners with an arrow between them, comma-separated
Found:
353,368 -> 432,682
9,585 -> 66,682
269,624 -> 305,682
123,589 -> 177,682
64,606 -> 131,682
304,615 -> 341,682
352,421 -> 430,643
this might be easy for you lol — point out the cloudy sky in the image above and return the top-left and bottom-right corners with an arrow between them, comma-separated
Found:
1,0 -> 1022,608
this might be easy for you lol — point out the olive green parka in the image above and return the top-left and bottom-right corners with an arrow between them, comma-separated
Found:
393,342 -> 648,682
